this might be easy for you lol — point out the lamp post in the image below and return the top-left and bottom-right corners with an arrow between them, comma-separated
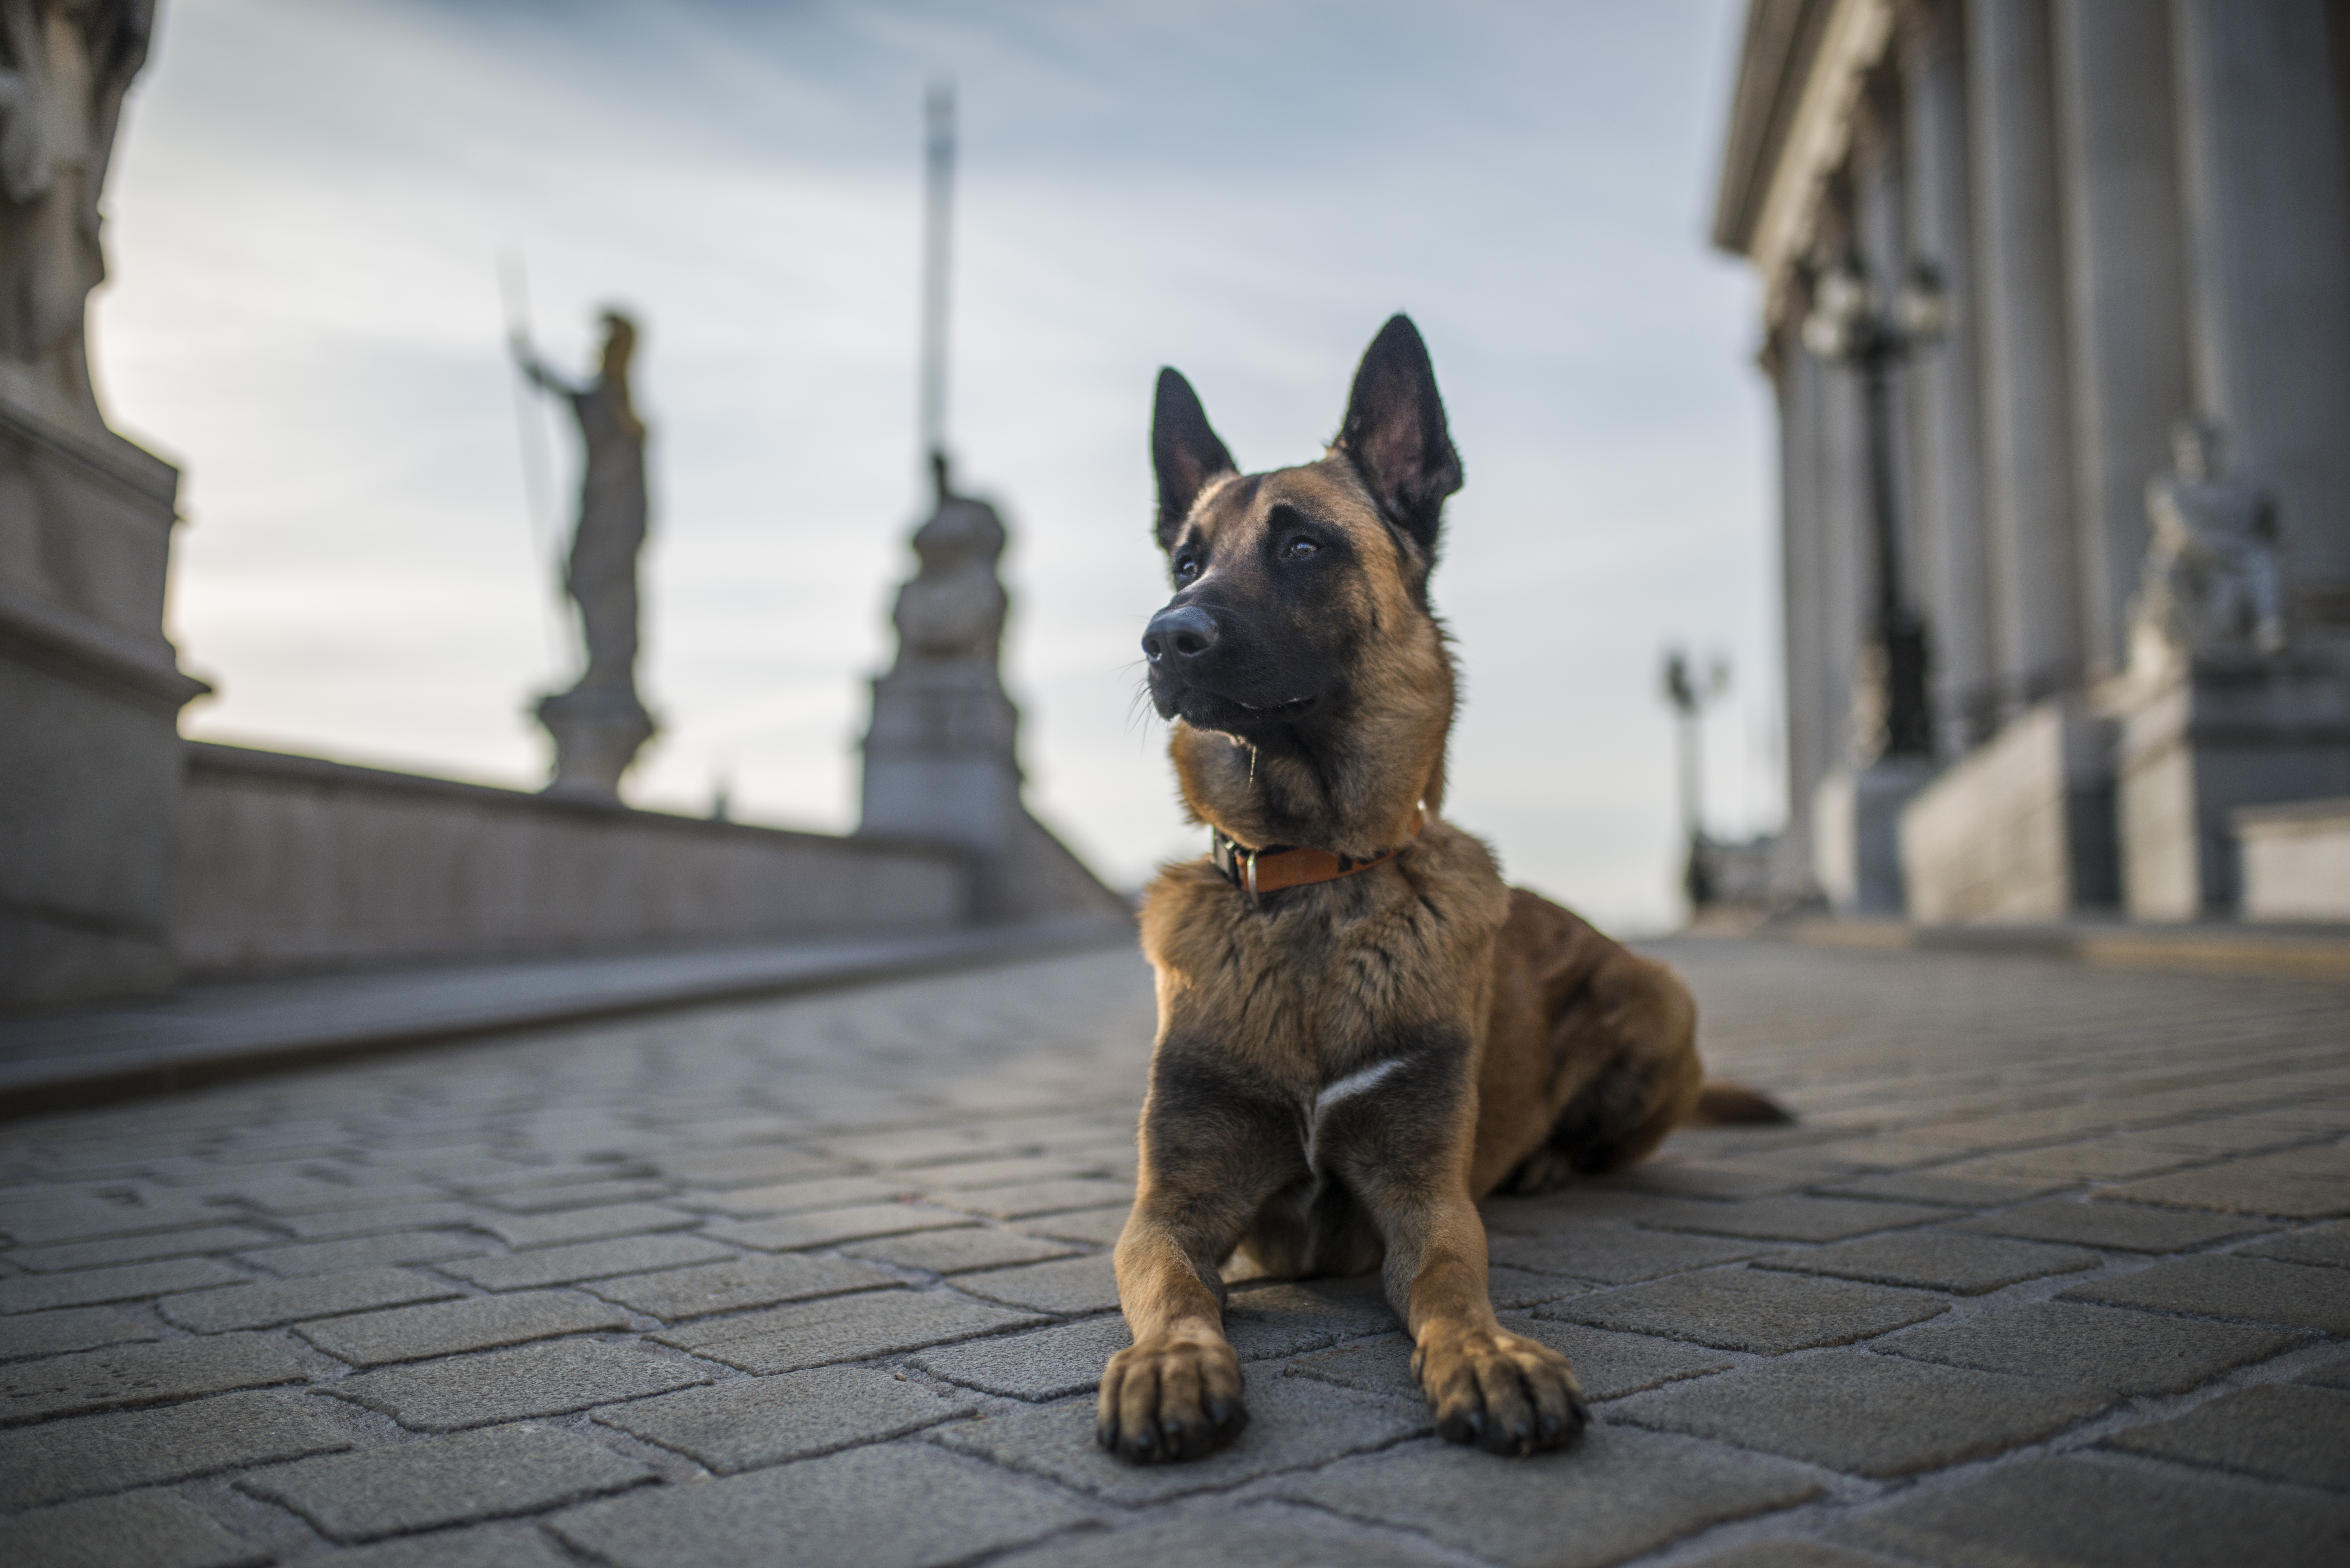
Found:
1664,649 -> 1728,912
1802,253 -> 1946,762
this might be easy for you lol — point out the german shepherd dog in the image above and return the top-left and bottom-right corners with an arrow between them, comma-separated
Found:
1099,315 -> 1783,1464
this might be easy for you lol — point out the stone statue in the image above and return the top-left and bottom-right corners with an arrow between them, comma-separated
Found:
2132,416 -> 2286,672
514,310 -> 656,801
890,453 -> 1007,669
0,0 -> 152,426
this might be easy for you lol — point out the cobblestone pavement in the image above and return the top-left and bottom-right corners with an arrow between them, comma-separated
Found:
4,937 -> 2348,1568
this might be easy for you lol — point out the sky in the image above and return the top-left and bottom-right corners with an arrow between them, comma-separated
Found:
95,0 -> 1782,935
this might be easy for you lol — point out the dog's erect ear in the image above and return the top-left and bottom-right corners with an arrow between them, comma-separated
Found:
1334,314 -> 1463,560
1152,367 -> 1236,552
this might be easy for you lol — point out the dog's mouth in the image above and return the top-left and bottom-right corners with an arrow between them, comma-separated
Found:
1158,683 -> 1321,735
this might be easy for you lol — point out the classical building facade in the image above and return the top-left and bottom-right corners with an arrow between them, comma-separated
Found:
1715,0 -> 2350,919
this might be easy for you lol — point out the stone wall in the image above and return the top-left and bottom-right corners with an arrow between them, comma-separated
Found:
1899,697 -> 2117,923
172,743 -> 971,981
2236,797 -> 2350,922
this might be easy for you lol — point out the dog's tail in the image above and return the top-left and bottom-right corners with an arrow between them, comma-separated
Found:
1685,1080 -> 1794,1127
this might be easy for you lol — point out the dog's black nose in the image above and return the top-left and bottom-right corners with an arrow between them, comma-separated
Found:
1142,605 -> 1220,665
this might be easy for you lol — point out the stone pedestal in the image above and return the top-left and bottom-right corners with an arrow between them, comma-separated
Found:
2234,797 -> 2350,923
1812,756 -> 1937,916
2116,655 -> 2350,919
857,479 -> 1125,926
535,685 -> 656,804
1899,697 -> 2118,923
0,390 -> 208,1007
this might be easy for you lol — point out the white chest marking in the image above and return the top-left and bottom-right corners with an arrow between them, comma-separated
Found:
1305,1058 -> 1407,1172
1314,1058 -> 1407,1118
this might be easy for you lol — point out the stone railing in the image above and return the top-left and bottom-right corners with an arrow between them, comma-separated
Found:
173,743 -> 972,981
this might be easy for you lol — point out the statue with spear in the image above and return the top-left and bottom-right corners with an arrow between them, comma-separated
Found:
508,300 -> 657,801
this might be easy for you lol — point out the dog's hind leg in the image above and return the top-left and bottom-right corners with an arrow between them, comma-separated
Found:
1498,950 -> 1703,1195
1100,1050 -> 1307,1464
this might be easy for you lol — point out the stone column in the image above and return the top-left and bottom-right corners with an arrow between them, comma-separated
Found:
1776,325 -> 1828,887
2052,0 -> 2195,682
2172,0 -> 2350,633
1969,0 -> 2084,713
1899,0 -> 1996,754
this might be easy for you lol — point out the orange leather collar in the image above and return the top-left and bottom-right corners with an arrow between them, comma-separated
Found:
1210,805 -> 1427,906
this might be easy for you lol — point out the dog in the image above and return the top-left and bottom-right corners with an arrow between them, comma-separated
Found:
1098,314 -> 1785,1465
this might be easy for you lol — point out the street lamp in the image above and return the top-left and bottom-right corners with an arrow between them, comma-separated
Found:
1803,252 -> 1946,761
1663,648 -> 1728,911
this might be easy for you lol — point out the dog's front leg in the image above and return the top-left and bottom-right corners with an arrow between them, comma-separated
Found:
1099,1052 -> 1302,1464
1381,1187 -> 1587,1454
1330,1083 -> 1588,1456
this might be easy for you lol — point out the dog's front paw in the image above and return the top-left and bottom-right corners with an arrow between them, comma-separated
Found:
1414,1325 -> 1588,1456
1095,1332 -> 1248,1464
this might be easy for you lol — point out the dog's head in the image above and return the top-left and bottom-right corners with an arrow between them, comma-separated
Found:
1142,315 -> 1463,847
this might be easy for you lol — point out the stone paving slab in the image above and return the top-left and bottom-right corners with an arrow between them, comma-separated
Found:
2102,1382 -> 2350,1491
955,1253 -> 1122,1313
595,1363 -> 974,1471
843,1226 -> 1080,1274
274,1202 -> 482,1240
987,1506 -> 1443,1568
481,1177 -> 673,1212
3,940 -> 2348,1564
296,1291 -> 630,1366
2240,1218 -> 2350,1269
304,1525 -> 576,1568
0,1304 -> 158,1359
1609,1350 -> 2111,1477
0,1184 -> 223,1245
159,1266 -> 461,1331
1834,1453 -> 2350,1567
703,1202 -> 979,1251
1755,1230 -> 2101,1294
2101,1145 -> 2350,1218
436,1233 -> 733,1291
1635,1195 -> 1953,1242
1875,1299 -> 2301,1393
909,1314 -> 1135,1399
472,1202 -> 697,1249
583,1251 -> 897,1317
683,1173 -> 917,1216
1538,1268 -> 1947,1352
545,1442 -> 1095,1568
14,1487 -> 269,1568
936,1374 -> 1424,1505
1016,1205 -> 1130,1245
0,1256 -> 250,1313
1948,1198 -> 2275,1252
7,1225 -> 282,1271
1276,1429 -> 1824,1568
939,1178 -> 1136,1218
240,1424 -> 656,1542
653,1289 -> 1048,1373
0,1331 -> 306,1424
1486,1225 -> 1768,1282
2058,1254 -> 2350,1332
233,1232 -> 492,1278
324,1339 -> 712,1430
0,1388 -> 353,1510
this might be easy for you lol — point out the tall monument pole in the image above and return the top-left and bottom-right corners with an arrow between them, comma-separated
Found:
856,83 -> 1127,924
919,81 -> 955,485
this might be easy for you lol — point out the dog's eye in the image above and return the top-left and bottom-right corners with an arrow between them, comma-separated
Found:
1283,537 -> 1320,560
1175,555 -> 1200,581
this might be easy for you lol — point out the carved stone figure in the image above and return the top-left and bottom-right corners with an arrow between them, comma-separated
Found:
0,0 -> 151,426
2132,416 -> 2286,671
515,310 -> 656,801
891,453 -> 1007,668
